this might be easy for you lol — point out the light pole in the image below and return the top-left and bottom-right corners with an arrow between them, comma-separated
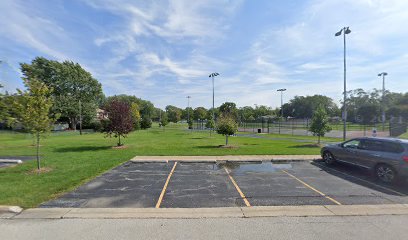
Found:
378,72 -> 388,131
335,26 -> 351,141
209,72 -> 219,122
186,96 -> 191,123
277,88 -> 286,134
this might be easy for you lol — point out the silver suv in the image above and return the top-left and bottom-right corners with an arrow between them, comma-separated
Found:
321,137 -> 408,183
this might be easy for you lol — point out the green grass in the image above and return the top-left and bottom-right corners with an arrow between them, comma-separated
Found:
400,132 -> 408,139
0,123 -> 333,208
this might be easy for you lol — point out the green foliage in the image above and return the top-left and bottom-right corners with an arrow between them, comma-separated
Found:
282,95 -> 339,118
166,105 -> 182,123
130,102 -> 141,130
193,107 -> 207,120
160,112 -> 169,128
357,104 -> 380,124
140,117 -> 152,129
309,106 -> 332,144
187,119 -> 193,129
20,57 -> 103,130
216,114 -> 238,145
11,78 -> 58,169
219,102 -> 238,120
205,119 -> 215,129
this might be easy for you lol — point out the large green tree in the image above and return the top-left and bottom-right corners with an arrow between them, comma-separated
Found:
283,95 -> 339,119
12,78 -> 58,170
20,57 -> 103,133
166,105 -> 182,123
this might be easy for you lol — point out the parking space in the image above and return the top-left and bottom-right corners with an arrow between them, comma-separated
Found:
41,160 -> 408,208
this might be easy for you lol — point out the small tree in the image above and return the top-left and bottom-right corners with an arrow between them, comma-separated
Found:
140,117 -> 152,129
103,100 -> 133,146
130,102 -> 141,130
160,112 -> 169,130
216,114 -> 238,145
205,119 -> 215,136
309,106 -> 332,144
187,119 -> 193,129
12,78 -> 57,170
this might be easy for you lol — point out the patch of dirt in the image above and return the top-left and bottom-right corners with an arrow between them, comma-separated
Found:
112,145 -> 128,149
218,145 -> 239,149
27,167 -> 53,174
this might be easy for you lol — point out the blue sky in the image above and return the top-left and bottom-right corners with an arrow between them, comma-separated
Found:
1,0 -> 408,109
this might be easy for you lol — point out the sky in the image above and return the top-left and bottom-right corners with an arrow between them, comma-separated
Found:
1,0 -> 408,109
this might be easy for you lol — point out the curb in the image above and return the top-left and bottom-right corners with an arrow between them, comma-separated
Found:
10,204 -> 408,219
0,159 -> 23,164
0,205 -> 23,219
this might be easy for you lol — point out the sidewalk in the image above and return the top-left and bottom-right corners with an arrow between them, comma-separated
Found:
131,155 -> 321,163
2,204 -> 408,219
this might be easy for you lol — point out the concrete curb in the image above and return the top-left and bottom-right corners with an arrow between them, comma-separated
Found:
11,204 -> 408,219
0,159 -> 23,164
0,205 -> 23,219
130,155 -> 321,163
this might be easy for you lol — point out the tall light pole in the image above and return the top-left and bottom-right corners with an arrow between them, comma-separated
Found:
186,96 -> 191,123
209,72 -> 219,122
335,26 -> 351,141
378,72 -> 388,131
277,88 -> 286,134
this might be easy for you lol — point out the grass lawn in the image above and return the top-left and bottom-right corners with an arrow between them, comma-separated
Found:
0,123 -> 335,208
400,132 -> 408,139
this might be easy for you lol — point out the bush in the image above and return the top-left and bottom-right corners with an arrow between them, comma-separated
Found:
140,117 -> 152,129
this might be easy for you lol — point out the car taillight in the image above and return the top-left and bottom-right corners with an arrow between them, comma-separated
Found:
403,156 -> 408,163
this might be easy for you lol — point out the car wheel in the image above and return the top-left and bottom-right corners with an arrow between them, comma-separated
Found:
323,151 -> 335,165
375,164 -> 396,183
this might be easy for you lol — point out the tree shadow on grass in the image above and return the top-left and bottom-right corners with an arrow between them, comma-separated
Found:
54,146 -> 112,153
288,143 -> 321,148
194,145 -> 220,149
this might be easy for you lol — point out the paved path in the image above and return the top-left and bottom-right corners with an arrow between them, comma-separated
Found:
1,215 -> 407,240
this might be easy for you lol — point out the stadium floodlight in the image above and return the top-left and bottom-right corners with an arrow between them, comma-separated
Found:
378,72 -> 388,131
277,88 -> 286,134
335,27 -> 351,141
209,73 -> 219,122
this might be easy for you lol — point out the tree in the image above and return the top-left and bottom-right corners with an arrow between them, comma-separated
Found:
309,106 -> 332,144
219,102 -> 238,120
0,85 -> 11,126
102,100 -> 133,146
20,57 -> 103,133
166,105 -> 182,123
140,117 -> 152,129
216,114 -> 238,145
130,102 -> 141,130
357,104 -> 380,125
160,112 -> 169,130
12,78 -> 58,170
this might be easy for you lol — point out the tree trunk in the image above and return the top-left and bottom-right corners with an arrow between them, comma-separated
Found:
36,132 -> 41,170
70,117 -> 76,131
226,135 -> 229,145
79,120 -> 82,135
118,134 -> 121,146
318,135 -> 321,144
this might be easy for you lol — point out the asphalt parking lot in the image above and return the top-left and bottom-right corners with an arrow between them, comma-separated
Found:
42,160 -> 408,208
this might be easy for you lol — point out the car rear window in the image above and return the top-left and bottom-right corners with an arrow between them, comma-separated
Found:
361,139 -> 404,153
